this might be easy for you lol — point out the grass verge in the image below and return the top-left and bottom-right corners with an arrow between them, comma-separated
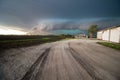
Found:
97,42 -> 120,50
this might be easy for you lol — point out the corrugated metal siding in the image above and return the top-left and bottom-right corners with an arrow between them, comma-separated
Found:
97,26 -> 120,43
97,31 -> 103,39
102,30 -> 110,41
110,27 -> 120,43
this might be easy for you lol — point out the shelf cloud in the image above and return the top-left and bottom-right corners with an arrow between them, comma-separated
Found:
0,0 -> 120,34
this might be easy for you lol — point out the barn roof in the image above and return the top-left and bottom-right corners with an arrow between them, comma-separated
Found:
98,25 -> 120,32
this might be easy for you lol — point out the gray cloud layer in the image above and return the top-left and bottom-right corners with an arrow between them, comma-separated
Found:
0,0 -> 120,30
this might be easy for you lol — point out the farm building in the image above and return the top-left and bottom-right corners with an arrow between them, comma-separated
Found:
97,26 -> 120,43
75,33 -> 88,38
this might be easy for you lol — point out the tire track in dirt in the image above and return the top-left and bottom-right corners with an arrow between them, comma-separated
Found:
69,47 -> 103,80
21,48 -> 51,80
68,41 -> 114,80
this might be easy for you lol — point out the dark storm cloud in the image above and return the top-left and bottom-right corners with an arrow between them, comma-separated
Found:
0,0 -> 120,29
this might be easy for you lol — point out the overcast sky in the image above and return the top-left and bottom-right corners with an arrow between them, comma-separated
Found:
0,0 -> 120,31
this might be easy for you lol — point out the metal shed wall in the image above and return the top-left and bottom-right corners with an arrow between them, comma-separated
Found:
110,27 -> 120,43
102,29 -> 110,41
97,26 -> 120,43
97,31 -> 103,39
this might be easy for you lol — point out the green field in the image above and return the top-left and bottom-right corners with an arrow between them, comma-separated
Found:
0,35 -> 65,51
97,42 -> 120,50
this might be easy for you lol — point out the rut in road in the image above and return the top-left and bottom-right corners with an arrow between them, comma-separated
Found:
21,48 -> 51,80
68,43 -> 117,80
69,47 -> 102,80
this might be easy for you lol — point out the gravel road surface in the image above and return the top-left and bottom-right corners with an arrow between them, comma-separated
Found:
0,39 -> 120,80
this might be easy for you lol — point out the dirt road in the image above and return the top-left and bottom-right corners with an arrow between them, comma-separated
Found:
0,39 -> 120,80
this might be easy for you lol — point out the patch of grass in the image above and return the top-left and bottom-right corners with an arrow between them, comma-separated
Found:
97,42 -> 120,50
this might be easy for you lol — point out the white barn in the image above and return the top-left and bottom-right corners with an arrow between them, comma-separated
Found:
97,26 -> 120,43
